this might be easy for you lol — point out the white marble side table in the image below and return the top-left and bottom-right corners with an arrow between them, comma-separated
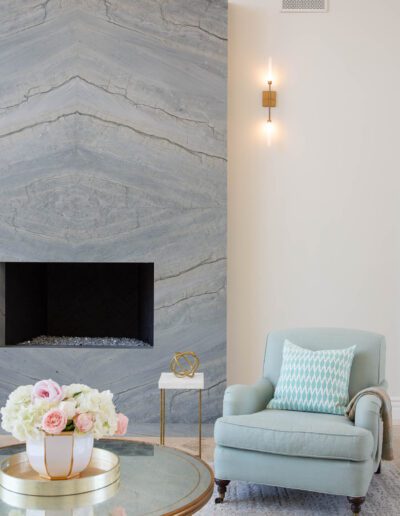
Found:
158,372 -> 205,458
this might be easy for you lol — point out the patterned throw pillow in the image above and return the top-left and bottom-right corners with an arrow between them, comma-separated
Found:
267,340 -> 356,415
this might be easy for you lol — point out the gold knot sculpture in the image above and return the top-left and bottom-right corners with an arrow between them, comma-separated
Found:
170,352 -> 200,378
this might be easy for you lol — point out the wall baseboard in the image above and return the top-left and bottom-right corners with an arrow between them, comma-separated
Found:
391,397 -> 400,424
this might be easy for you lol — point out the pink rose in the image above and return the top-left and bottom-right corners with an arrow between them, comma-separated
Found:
115,413 -> 129,436
74,413 -> 94,433
32,379 -> 63,403
42,409 -> 67,434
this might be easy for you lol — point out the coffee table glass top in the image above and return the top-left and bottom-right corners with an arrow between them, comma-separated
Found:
0,440 -> 213,515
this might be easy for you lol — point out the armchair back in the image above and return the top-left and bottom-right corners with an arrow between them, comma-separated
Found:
264,328 -> 386,398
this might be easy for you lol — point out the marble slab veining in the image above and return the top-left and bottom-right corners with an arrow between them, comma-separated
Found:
0,0 -> 227,426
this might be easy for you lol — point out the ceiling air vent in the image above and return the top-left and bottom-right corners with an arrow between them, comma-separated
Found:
282,0 -> 328,13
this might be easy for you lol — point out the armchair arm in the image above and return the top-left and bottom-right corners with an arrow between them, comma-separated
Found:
223,378 -> 274,416
355,394 -> 382,430
354,392 -> 383,463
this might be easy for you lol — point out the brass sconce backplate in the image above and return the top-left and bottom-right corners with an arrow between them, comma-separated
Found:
262,90 -> 277,108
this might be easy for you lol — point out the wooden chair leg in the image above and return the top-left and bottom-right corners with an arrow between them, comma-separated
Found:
347,496 -> 366,514
215,479 -> 230,504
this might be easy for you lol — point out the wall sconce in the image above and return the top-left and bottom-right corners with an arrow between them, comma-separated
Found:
262,81 -> 277,123
262,58 -> 277,145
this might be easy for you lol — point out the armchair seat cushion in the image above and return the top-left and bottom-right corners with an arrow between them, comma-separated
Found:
215,409 -> 374,461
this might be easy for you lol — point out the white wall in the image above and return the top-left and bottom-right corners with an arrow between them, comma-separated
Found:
228,0 -> 400,402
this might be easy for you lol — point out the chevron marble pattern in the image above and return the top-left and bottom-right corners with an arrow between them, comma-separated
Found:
0,0 -> 227,425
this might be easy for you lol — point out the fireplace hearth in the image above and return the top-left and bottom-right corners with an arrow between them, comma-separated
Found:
0,263 -> 154,348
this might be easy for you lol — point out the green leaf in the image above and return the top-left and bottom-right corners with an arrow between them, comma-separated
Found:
64,421 -> 75,432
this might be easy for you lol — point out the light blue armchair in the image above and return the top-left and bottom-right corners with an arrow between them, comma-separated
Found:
214,329 -> 387,514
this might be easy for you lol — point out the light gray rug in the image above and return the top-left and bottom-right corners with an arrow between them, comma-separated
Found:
199,462 -> 400,515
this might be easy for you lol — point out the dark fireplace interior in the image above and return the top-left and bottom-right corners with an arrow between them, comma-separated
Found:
4,263 -> 154,347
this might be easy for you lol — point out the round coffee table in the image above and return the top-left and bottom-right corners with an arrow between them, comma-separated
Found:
0,440 -> 214,515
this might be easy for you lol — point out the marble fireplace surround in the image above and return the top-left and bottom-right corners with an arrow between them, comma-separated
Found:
0,1 -> 226,426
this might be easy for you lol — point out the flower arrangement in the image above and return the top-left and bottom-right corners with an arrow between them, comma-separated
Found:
0,379 -> 129,441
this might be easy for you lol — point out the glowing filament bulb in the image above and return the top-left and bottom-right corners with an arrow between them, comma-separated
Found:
267,57 -> 273,84
264,120 -> 274,146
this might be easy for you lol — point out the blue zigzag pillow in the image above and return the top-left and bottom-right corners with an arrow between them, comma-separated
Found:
267,340 -> 356,415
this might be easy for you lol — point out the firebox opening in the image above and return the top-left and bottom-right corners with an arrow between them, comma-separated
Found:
3,262 -> 154,348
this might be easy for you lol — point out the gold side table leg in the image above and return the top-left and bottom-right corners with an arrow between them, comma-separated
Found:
160,389 -> 166,445
198,389 -> 202,458
163,389 -> 166,445
160,389 -> 162,445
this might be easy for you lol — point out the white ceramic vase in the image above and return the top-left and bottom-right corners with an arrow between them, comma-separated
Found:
26,432 -> 94,479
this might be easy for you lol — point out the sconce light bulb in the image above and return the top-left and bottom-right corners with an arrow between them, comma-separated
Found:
264,120 -> 274,146
267,57 -> 273,84
265,120 -> 274,133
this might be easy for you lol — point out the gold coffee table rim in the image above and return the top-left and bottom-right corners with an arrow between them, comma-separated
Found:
152,442 -> 214,516
0,439 -> 214,516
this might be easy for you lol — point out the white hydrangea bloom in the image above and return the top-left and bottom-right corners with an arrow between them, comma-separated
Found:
62,383 -> 91,399
1,393 -> 48,441
59,400 -> 77,419
75,389 -> 118,437
8,385 -> 33,404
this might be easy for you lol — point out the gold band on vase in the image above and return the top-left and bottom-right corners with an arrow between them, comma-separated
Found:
43,432 -> 76,480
